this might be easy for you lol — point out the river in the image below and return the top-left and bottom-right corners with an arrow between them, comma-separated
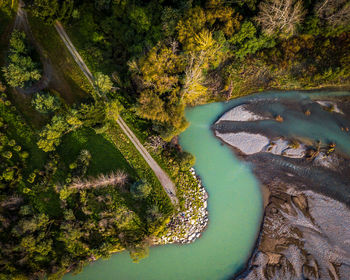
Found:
64,99 -> 263,280
65,90 -> 350,280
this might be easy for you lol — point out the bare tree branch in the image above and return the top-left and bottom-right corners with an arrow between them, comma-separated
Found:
69,170 -> 128,191
255,0 -> 306,35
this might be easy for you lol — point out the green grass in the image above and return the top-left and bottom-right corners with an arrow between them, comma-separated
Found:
105,123 -> 173,215
27,15 -> 93,104
57,127 -> 136,178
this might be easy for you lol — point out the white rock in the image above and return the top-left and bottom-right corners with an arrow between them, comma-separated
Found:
217,104 -> 267,122
215,132 -> 269,155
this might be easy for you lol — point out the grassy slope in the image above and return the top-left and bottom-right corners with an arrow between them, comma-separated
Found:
57,127 -> 136,178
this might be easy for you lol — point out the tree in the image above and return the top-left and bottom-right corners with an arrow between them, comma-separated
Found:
177,6 -> 207,51
136,89 -> 168,123
3,56 -> 41,88
94,72 -> 113,94
255,0 -> 306,36
37,115 -> 68,152
315,0 -> 350,27
130,181 -> 152,199
2,30 -> 41,88
31,92 -> 60,113
105,99 -> 119,122
178,151 -> 195,169
136,44 -> 183,94
9,30 -> 26,54
30,0 -> 59,23
129,6 -> 151,33
229,21 -> 276,59
30,0 -> 74,23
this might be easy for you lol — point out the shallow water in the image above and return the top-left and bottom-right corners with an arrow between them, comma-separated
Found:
64,101 -> 263,280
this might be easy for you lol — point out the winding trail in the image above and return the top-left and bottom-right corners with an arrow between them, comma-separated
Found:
54,21 -> 178,205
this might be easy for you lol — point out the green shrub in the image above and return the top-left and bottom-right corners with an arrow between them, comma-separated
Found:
178,151 -> 195,169
2,150 -> 12,159
130,180 -> 152,199
14,145 -> 22,152
2,168 -> 14,181
20,151 -> 29,159
8,139 -> 16,146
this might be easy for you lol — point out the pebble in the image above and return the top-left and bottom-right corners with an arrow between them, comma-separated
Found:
154,168 -> 209,245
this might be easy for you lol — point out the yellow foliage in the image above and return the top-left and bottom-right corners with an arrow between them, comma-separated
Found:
139,44 -> 183,94
183,80 -> 208,103
176,7 -> 207,50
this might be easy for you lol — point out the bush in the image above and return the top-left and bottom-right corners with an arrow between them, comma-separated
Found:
20,151 -> 29,159
8,139 -> 16,146
14,145 -> 22,152
178,151 -> 195,169
2,168 -> 14,181
31,92 -> 60,113
2,150 -> 12,159
27,172 -> 36,184
130,180 -> 152,199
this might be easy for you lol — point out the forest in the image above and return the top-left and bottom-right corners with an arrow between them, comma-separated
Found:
0,0 -> 350,279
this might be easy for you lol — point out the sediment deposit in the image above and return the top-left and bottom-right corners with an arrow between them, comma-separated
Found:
213,96 -> 350,279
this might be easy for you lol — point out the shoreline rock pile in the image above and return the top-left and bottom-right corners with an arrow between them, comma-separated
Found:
155,167 -> 209,245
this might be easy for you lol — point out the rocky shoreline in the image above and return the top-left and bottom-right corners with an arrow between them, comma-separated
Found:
213,95 -> 350,279
154,167 -> 209,245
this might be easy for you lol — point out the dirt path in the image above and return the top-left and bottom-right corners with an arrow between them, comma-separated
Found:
54,22 -> 179,205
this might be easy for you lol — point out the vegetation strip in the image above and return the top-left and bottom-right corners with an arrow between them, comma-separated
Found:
54,20 -> 178,205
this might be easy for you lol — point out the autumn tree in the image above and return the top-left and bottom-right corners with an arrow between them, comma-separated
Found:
177,6 -> 207,51
255,0 -> 306,36
182,30 -> 223,103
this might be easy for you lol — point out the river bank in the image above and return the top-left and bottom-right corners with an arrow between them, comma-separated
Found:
213,93 -> 350,279
64,100 -> 262,280
154,167 -> 209,245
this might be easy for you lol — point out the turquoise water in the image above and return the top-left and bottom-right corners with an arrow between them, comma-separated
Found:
65,101 -> 263,280
64,90 -> 350,280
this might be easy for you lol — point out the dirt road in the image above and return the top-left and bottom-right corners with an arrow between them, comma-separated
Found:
54,22 -> 179,205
